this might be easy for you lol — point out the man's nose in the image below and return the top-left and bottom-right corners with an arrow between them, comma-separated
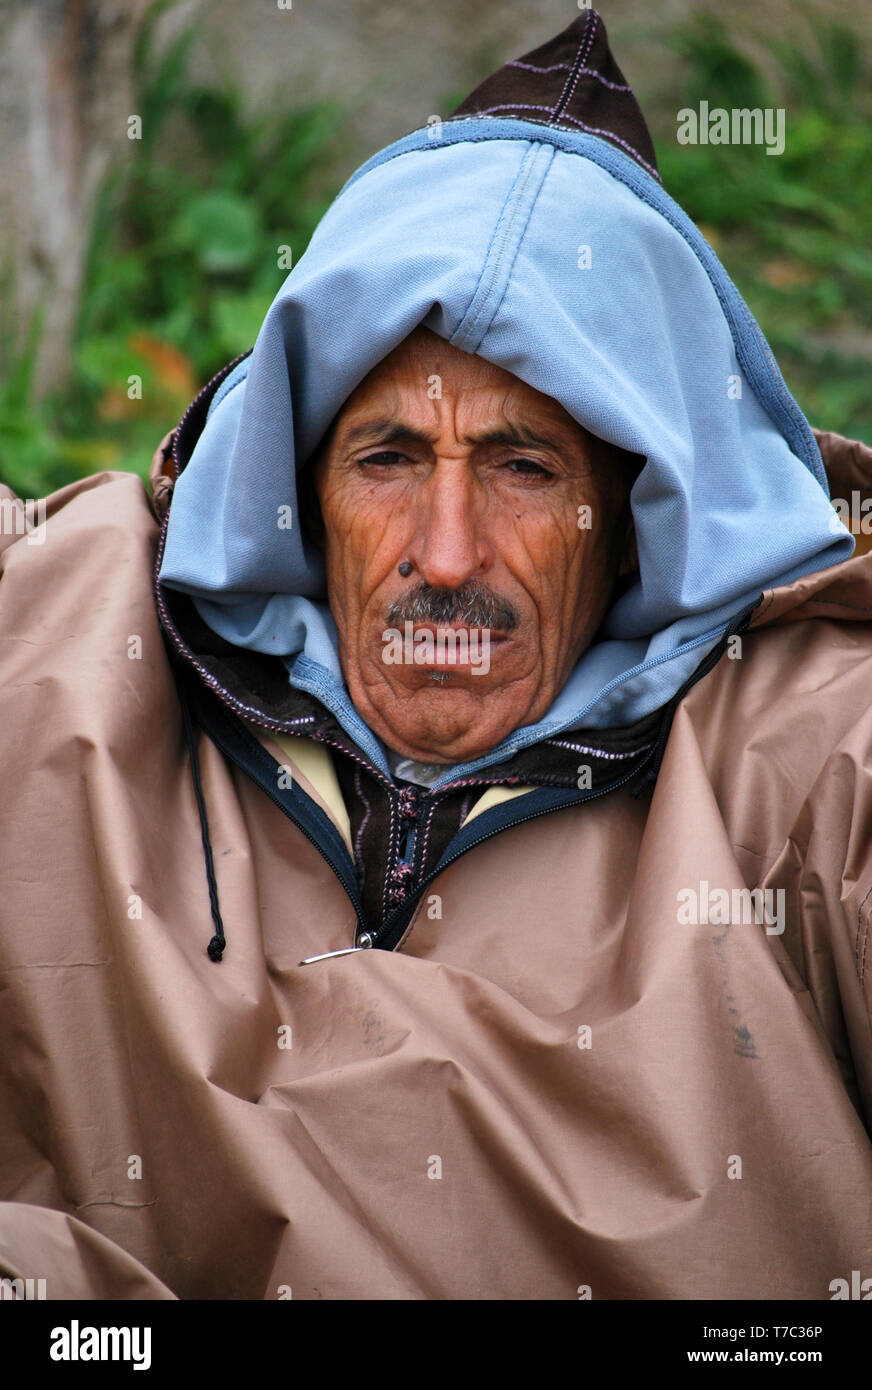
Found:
411,462 -> 491,591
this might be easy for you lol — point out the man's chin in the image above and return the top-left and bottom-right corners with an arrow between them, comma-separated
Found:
355,681 -> 526,765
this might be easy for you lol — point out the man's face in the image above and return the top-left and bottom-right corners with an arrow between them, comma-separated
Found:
313,326 -> 636,765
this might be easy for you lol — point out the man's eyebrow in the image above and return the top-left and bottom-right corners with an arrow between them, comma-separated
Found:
340,419 -> 432,449
338,418 -> 567,453
468,426 -> 564,452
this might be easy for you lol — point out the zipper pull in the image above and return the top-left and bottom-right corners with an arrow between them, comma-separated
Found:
298,930 -> 373,966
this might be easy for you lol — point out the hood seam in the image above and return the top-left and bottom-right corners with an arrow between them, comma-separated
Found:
451,141 -> 554,353
549,8 -> 599,122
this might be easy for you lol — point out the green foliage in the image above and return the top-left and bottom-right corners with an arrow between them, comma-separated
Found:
0,0 -> 345,496
654,10 -> 872,444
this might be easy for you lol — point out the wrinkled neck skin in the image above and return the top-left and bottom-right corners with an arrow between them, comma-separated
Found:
315,327 -> 635,765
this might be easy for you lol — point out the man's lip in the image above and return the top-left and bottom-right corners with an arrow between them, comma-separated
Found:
392,624 -> 511,667
409,627 -> 511,656
406,625 -> 511,639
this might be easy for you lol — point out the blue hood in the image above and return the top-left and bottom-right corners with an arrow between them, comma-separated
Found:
159,10 -> 853,790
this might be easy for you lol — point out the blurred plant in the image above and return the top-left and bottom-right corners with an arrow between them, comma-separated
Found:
0,0 -> 345,495
654,9 -> 872,444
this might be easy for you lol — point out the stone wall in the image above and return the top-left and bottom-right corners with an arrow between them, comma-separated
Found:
179,0 -> 870,167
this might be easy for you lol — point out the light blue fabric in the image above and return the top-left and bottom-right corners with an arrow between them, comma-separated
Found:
159,116 -> 854,790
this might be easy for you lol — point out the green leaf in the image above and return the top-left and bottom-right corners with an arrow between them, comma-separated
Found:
171,193 -> 262,274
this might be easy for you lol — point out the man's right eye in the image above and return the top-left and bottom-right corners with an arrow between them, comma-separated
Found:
358,452 -> 405,468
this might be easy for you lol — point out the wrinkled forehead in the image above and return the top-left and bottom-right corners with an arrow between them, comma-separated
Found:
320,324 -> 596,455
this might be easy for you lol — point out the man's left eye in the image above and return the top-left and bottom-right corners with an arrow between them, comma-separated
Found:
504,457 -> 551,476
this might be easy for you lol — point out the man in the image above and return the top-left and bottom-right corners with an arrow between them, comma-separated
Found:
301,324 -> 639,768
1,11 -> 871,1300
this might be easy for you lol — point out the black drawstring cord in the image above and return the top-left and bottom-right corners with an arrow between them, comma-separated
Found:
174,666 -> 227,962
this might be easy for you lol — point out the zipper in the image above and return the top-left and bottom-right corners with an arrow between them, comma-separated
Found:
374,754 -> 655,951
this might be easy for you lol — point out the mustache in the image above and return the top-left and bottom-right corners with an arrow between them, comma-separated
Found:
385,581 -> 520,631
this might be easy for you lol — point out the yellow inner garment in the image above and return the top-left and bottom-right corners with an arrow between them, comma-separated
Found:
270,735 -> 536,843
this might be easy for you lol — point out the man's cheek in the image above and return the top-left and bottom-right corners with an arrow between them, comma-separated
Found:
517,512 -> 583,583
326,523 -> 370,588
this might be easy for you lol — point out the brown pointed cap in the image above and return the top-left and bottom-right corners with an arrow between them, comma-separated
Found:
448,9 -> 659,181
